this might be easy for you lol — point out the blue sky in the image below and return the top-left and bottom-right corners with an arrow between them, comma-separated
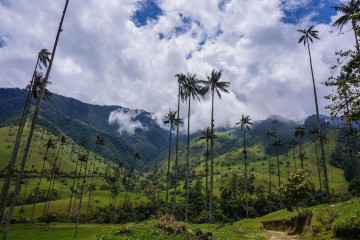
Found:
0,0 -> 356,133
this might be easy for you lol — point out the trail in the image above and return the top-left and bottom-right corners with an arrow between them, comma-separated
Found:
265,230 -> 298,240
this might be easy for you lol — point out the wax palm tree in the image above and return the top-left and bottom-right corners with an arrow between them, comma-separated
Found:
294,125 -> 305,169
236,114 -> 253,219
182,73 -> 205,221
87,135 -> 105,214
124,152 -> 141,203
43,135 -> 67,217
309,128 -> 323,199
0,55 -> 50,224
199,127 -> 217,222
2,2 -> 70,237
164,109 -> 183,210
172,73 -> 187,213
74,152 -> 89,239
30,137 -> 57,221
66,139 -> 86,222
297,25 -> 330,202
266,130 -> 275,212
332,0 -> 360,51
290,139 -> 297,169
201,69 -> 230,222
272,139 -> 282,187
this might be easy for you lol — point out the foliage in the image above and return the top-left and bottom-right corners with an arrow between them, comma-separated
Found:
279,169 -> 314,213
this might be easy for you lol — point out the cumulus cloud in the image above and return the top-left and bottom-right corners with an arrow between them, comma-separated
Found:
108,108 -> 147,135
0,0 -> 354,133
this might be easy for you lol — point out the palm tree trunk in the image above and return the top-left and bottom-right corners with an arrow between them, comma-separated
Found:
165,124 -> 173,210
276,146 -> 281,187
0,58 -> 40,226
209,89 -> 215,223
299,140 -> 304,169
66,148 -> 80,223
185,97 -> 191,222
172,85 -> 181,213
243,130 -> 248,219
307,41 -> 330,203
205,140 -> 209,222
268,145 -> 272,212
314,140 -> 323,202
2,0 -> 69,237
74,156 -> 89,239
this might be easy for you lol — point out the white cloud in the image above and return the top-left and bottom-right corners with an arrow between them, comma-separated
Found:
108,108 -> 147,135
0,0 -> 353,133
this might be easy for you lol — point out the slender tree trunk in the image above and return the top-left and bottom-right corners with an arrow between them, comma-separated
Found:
165,123 -> 173,210
314,139 -> 323,202
299,139 -> 304,169
209,89 -> 215,223
74,156 -> 89,239
185,97 -> 191,222
0,58 -> 40,226
30,147 -> 50,221
276,145 -> 281,187
2,0 -> 69,237
205,140 -> 209,223
172,85 -> 181,213
307,41 -> 330,203
66,147 -> 81,223
243,130 -> 248,219
268,144 -> 272,213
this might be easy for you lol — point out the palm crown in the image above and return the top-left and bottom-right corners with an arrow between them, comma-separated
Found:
201,69 -> 230,98
236,114 -> 253,131
332,0 -> 360,30
297,26 -> 320,46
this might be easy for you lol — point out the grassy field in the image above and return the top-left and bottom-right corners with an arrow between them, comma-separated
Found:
5,198 -> 360,239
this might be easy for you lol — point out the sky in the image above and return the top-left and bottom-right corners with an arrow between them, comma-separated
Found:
0,0 -> 356,134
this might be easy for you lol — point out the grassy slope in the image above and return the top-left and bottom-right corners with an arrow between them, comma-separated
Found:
7,199 -> 360,239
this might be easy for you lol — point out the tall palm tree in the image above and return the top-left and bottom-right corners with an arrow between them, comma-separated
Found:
87,135 -> 105,214
0,52 -> 50,224
164,109 -> 183,210
201,69 -> 230,222
66,139 -> 86,222
294,125 -> 305,169
309,128 -> 323,200
272,139 -> 282,187
183,73 -> 205,221
332,0 -> 360,51
74,152 -> 89,239
236,114 -> 253,219
2,2 -> 70,237
199,127 -> 217,222
124,152 -> 140,203
297,25 -> 330,203
30,137 -> 57,221
266,130 -> 275,212
172,73 -> 187,213
290,139 -> 297,169
43,135 -> 67,217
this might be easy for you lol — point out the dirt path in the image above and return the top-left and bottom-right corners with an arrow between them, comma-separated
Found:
266,230 -> 299,240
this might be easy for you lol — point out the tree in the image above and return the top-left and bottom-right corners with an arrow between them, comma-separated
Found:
272,139 -> 282,187
309,128 -> 323,198
182,73 -> 205,221
2,1 -> 70,238
297,25 -> 330,203
124,152 -> 141,203
236,114 -> 253,219
87,135 -> 105,215
332,0 -> 360,52
199,127 -> 217,222
0,48 -> 50,225
74,152 -> 90,239
201,69 -> 230,222
172,73 -> 187,213
30,137 -> 57,221
266,130 -> 275,211
290,139 -> 297,169
43,135 -> 67,217
279,169 -> 313,213
294,125 -> 305,169
163,109 -> 183,211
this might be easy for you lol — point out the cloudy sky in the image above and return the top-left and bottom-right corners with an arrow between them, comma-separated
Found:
0,0 -> 355,133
